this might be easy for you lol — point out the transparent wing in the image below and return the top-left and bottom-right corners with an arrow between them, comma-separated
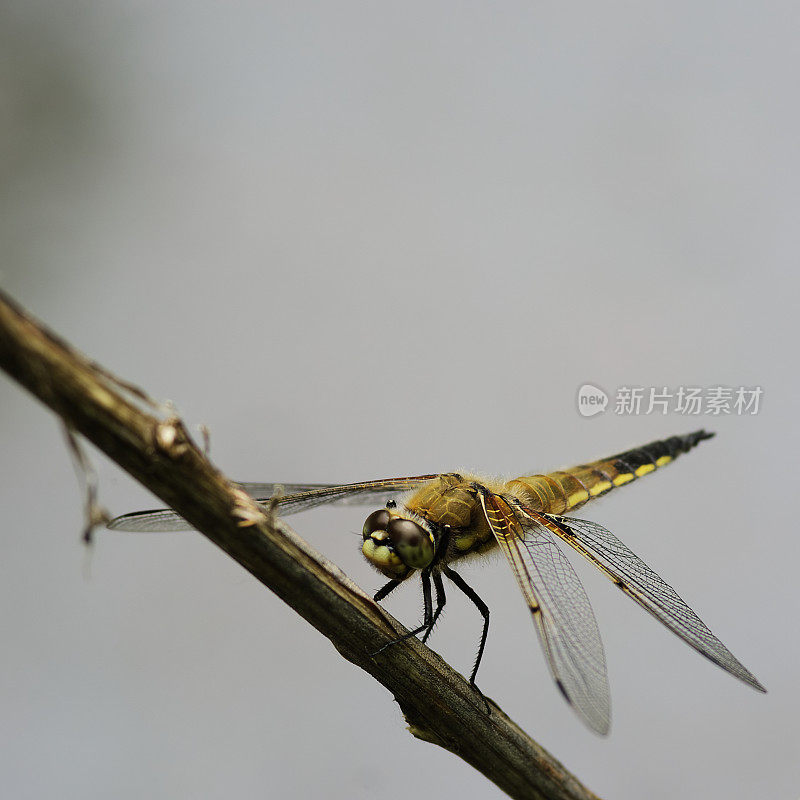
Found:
254,476 -> 438,515
532,511 -> 765,693
107,509 -> 198,532
479,493 -> 611,734
237,482 -> 339,497
107,475 -> 438,532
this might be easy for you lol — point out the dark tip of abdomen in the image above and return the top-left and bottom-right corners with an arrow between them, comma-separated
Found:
685,429 -> 715,449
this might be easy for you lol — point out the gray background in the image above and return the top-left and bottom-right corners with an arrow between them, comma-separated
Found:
1,3 -> 797,798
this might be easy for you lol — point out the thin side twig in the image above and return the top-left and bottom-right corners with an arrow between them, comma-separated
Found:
0,288 -> 602,800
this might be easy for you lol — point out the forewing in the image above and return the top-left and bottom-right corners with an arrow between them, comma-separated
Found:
254,476 -> 438,515
479,493 -> 611,734
236,482 -> 338,497
531,511 -> 765,692
107,475 -> 438,532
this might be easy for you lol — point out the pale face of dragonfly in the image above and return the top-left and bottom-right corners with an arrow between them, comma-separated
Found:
107,431 -> 765,735
360,472 -> 506,579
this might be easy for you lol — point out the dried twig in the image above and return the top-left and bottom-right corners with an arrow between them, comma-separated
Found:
0,288 -> 602,800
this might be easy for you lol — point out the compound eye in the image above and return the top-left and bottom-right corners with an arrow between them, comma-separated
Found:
386,518 -> 434,569
362,509 -> 391,540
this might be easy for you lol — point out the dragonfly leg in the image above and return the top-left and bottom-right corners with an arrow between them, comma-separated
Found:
442,565 -> 491,712
421,572 -> 447,644
373,578 -> 403,603
372,571 -> 436,655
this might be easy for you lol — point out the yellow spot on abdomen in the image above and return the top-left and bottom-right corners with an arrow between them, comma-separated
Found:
567,490 -> 590,506
589,481 -> 612,496
634,463 -> 656,477
612,473 -> 635,486
656,455 -> 672,467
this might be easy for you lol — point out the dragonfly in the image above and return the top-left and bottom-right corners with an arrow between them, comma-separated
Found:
107,429 -> 765,734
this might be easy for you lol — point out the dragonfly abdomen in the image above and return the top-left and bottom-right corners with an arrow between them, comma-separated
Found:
508,430 -> 715,514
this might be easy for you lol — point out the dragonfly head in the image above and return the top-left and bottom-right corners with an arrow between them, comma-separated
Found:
361,506 -> 436,578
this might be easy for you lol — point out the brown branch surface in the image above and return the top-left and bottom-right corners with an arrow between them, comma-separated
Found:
0,288 -> 602,800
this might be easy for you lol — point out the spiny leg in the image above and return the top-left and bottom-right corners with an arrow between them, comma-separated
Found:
443,565 -> 491,711
374,578 -> 403,603
372,570 -> 435,656
421,572 -> 447,645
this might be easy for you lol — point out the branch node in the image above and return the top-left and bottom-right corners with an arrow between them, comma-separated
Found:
154,418 -> 183,452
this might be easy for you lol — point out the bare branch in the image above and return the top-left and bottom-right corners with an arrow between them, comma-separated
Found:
0,288 -> 602,800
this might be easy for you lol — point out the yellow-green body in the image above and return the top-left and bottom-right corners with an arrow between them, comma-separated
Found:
370,432 -> 708,576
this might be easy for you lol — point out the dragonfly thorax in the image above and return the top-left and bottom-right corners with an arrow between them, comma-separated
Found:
361,507 -> 436,578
